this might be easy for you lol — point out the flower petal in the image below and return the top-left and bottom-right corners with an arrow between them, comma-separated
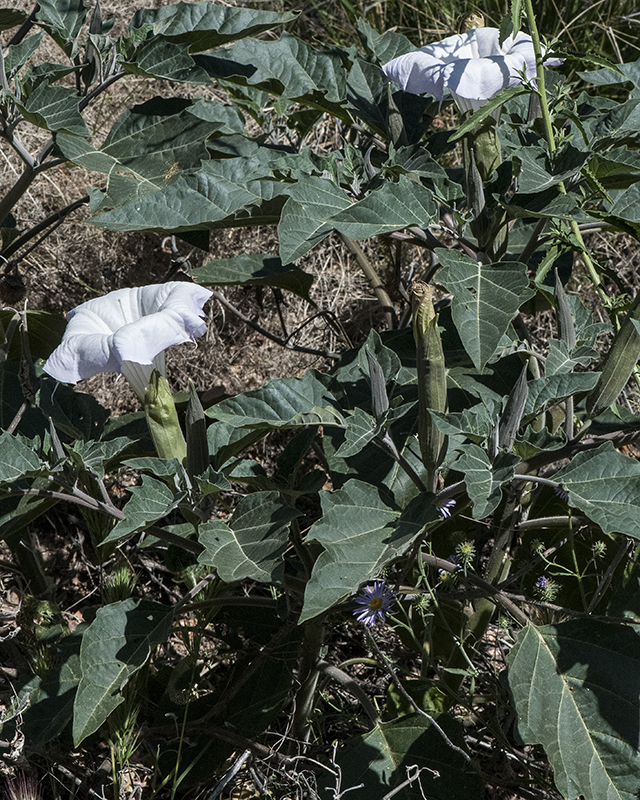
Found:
43,282 -> 213,385
382,50 -> 448,98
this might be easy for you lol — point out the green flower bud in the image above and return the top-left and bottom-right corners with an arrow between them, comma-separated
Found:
411,281 -> 447,491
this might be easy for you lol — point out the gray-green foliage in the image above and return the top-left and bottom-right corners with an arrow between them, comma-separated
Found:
3,1 -> 640,797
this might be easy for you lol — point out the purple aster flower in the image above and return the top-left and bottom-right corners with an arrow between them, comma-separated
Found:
436,498 -> 456,519
554,486 -> 569,502
353,580 -> 396,627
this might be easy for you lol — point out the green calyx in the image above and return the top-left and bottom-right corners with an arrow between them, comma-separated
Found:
143,369 -> 188,463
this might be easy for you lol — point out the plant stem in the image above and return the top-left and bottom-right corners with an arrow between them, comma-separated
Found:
339,233 -> 396,329
291,617 -> 325,743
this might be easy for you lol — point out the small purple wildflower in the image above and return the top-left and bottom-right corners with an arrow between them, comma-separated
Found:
554,485 -> 569,502
353,580 -> 396,627
436,498 -> 456,519
535,576 -> 549,591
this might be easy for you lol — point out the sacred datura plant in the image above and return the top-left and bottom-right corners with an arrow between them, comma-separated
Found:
1,0 -> 640,797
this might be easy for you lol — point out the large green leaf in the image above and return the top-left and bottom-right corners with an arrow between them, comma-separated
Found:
278,177 -> 352,263
73,599 -> 173,745
206,371 -> 343,430
192,253 -> 313,301
508,621 -> 640,800
202,33 -> 349,117
89,156 -> 285,233
122,36 -> 212,84
0,432 -> 41,482
607,183 -> 640,223
516,145 -> 589,193
36,0 -> 87,57
130,3 -> 298,51
300,483 -> 438,622
553,443 -> 640,538
16,81 -> 89,136
524,372 -> 599,417
104,475 -> 185,544
21,633 -> 82,746
331,176 -> 438,238
197,491 -> 300,583
436,251 -> 534,370
357,18 -> 414,65
325,714 -> 483,799
455,445 -> 519,518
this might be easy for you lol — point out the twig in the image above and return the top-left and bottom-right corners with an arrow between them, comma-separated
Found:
422,553 -> 530,627
339,233 -> 396,329
364,628 -> 476,765
316,660 -> 379,723
211,290 -> 339,360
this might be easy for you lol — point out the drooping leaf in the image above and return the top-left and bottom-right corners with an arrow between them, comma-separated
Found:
192,254 -> 313,301
21,633 -> 82,746
73,599 -> 173,744
104,475 -> 185,544
206,371 -> 343,430
15,81 -> 89,136
197,491 -> 300,583
202,33 -> 349,117
508,620 -> 640,800
325,713 -> 483,799
38,377 -> 110,441
436,251 -> 534,370
130,3 -> 298,51
553,443 -> 640,538
455,444 -> 519,518
0,9 -> 28,31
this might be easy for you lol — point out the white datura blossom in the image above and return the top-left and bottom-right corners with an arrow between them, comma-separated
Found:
44,282 -> 213,400
383,28 -> 561,113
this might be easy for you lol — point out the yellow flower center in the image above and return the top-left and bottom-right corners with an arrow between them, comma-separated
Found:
369,597 -> 383,611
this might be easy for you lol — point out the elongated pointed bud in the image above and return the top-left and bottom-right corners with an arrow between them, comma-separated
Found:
144,369 -> 187,463
365,348 -> 389,419
411,281 -> 447,492
586,294 -> 640,419
386,83 -> 408,148
554,270 -> 576,351
185,381 -> 209,478
497,363 -> 529,451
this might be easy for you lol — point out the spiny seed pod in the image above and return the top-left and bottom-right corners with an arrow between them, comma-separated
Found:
586,294 -> 640,419
411,281 -> 447,492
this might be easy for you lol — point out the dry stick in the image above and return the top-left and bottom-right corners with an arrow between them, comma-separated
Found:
422,554 -> 530,627
587,536 -> 633,613
500,591 -> 640,626
338,233 -> 396,329
364,628 -> 475,766
211,290 -> 340,361
316,660 -> 379,724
